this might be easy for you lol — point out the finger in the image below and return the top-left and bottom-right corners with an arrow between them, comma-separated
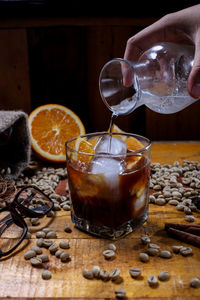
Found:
124,18 -> 168,63
187,32 -> 200,98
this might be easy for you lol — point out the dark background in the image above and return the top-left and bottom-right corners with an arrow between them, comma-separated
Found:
0,0 -> 199,140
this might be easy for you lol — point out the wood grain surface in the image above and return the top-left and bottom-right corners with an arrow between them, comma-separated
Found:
0,142 -> 200,299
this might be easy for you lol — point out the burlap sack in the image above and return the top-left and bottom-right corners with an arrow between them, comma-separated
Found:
0,110 -> 31,179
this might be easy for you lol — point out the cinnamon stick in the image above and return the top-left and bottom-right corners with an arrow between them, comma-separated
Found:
165,222 -> 200,230
166,227 -> 200,248
184,227 -> 200,236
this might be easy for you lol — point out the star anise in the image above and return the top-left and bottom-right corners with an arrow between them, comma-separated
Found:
0,176 -> 16,202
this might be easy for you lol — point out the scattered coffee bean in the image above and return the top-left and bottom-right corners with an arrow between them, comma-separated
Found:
37,254 -> 49,263
30,218 -> 40,226
110,268 -> 120,281
82,269 -> 93,279
184,206 -> 192,215
49,243 -> 59,254
168,200 -> 179,206
42,270 -> 52,280
115,288 -> 126,299
184,215 -> 195,222
36,238 -> 44,247
103,249 -> 115,260
92,265 -> 101,278
171,245 -> 183,254
46,231 -> 57,239
147,275 -> 158,287
30,257 -> 43,268
59,241 -> 70,249
60,252 -> 70,262
42,240 -> 53,248
139,252 -> 149,263
63,204 -> 71,211
42,228 -> 52,234
148,243 -> 160,249
64,223 -> 72,233
25,231 -> 31,239
141,236 -> 151,245
190,277 -> 200,288
46,210 -> 54,217
147,248 -> 159,256
180,247 -> 193,256
31,246 -> 42,255
36,231 -> 46,239
100,269 -> 110,281
155,198 -> 166,205
159,250 -> 172,259
107,243 -> 117,252
24,250 -> 36,260
129,268 -> 141,278
55,249 -> 64,258
176,204 -> 185,212
158,271 -> 170,281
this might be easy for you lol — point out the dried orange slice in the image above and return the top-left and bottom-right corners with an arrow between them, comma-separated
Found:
74,137 -> 95,164
110,124 -> 144,150
28,104 -> 85,163
125,136 -> 144,151
125,137 -> 144,169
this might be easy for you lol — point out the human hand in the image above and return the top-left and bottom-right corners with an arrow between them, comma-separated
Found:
124,5 -> 200,98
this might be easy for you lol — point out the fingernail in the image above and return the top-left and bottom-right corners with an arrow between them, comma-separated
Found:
191,83 -> 200,98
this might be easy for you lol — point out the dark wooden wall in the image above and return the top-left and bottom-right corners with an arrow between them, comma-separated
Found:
0,14 -> 199,141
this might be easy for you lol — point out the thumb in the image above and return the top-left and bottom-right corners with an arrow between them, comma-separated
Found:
187,36 -> 200,98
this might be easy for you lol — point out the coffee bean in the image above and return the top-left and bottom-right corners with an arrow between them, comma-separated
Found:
180,247 -> 193,256
190,277 -> 200,288
147,275 -> 158,287
100,270 -> 110,281
42,270 -> 52,280
107,243 -> 116,251
36,231 -> 46,238
60,252 -> 70,262
129,268 -> 141,278
30,257 -> 43,268
37,254 -> 49,263
171,245 -> 183,254
159,250 -> 172,259
49,243 -> 59,254
141,236 -> 151,245
92,266 -> 100,278
158,271 -> 170,281
59,241 -> 70,249
24,250 -> 36,260
82,269 -> 93,279
110,268 -> 120,281
139,253 -> 149,263
55,250 -> 64,258
31,246 -> 42,255
103,250 -> 115,260
115,288 -> 126,299
147,248 -> 159,256
46,231 -> 57,239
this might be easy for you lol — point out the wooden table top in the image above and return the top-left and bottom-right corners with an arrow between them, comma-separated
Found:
0,141 -> 200,300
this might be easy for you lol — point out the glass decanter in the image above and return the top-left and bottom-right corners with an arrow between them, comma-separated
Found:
99,42 -> 198,115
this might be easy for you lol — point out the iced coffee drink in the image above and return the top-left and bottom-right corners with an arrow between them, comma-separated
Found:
65,132 -> 151,239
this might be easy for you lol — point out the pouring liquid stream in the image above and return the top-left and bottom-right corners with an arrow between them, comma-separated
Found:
107,113 -> 118,153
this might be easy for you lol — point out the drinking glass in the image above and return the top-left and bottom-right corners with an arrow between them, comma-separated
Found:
65,132 -> 151,239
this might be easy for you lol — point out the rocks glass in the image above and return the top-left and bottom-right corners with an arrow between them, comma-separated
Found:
65,132 -> 151,239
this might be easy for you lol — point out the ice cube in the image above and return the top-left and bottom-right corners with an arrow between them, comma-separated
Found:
89,157 -> 125,194
94,136 -> 127,155
90,157 -> 125,175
